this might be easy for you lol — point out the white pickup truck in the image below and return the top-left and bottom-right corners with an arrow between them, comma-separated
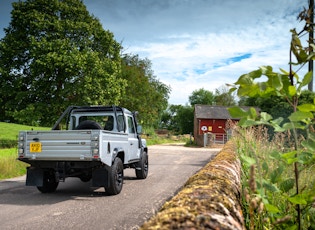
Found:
17,105 -> 148,195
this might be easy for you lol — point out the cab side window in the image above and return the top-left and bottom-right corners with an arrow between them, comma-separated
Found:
127,116 -> 135,134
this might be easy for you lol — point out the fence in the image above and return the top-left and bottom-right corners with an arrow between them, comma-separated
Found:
203,132 -> 231,146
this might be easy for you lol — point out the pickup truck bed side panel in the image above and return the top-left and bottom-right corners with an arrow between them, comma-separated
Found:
99,131 -> 128,166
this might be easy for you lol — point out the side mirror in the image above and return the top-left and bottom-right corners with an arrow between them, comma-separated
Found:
137,125 -> 143,134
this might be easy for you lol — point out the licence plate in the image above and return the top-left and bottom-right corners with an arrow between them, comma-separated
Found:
30,142 -> 42,152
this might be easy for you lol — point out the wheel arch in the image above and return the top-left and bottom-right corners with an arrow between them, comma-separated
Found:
112,147 -> 125,164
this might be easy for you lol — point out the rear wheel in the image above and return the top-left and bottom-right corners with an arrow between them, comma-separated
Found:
105,158 -> 124,195
135,151 -> 148,179
37,170 -> 59,193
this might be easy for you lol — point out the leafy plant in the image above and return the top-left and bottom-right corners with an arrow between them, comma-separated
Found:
228,29 -> 315,229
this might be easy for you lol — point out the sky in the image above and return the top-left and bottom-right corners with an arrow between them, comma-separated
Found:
0,0 -> 307,105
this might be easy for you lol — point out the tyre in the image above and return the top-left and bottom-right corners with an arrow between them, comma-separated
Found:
79,175 -> 91,182
105,157 -> 124,195
135,151 -> 148,179
75,120 -> 102,130
37,170 -> 59,193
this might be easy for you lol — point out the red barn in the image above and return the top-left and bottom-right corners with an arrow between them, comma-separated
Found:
193,105 -> 256,146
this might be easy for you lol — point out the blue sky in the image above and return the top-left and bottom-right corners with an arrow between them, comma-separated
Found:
0,0 -> 307,104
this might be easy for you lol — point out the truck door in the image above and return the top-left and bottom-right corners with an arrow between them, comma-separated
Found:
127,115 -> 140,161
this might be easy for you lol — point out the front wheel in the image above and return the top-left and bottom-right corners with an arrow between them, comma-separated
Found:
37,170 -> 59,193
135,151 -> 148,179
105,157 -> 124,195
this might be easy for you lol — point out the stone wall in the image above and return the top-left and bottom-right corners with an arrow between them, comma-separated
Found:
140,141 -> 245,230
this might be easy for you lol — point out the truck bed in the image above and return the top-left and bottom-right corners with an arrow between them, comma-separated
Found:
19,130 -> 98,161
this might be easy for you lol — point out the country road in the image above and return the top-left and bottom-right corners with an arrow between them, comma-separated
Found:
0,144 -> 220,230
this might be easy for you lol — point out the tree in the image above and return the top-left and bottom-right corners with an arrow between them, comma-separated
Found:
159,104 -> 182,132
0,0 -> 125,126
159,104 -> 193,134
188,88 -> 215,106
119,54 -> 170,127
176,105 -> 194,134
214,85 -> 236,106
239,90 -> 315,124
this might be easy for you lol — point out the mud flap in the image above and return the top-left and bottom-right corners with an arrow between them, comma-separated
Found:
26,167 -> 44,186
92,167 -> 110,188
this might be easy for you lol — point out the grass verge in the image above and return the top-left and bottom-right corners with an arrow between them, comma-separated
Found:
0,148 -> 28,180
0,122 -> 49,179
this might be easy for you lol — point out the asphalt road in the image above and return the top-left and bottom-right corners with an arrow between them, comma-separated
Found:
0,144 -> 220,230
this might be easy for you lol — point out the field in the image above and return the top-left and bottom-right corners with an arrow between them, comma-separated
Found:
0,122 -> 50,180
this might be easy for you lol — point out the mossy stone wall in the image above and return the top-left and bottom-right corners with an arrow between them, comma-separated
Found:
141,141 -> 245,230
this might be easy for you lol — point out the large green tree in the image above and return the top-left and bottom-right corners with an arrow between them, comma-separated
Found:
0,0 -> 125,126
188,88 -> 215,106
119,54 -> 170,127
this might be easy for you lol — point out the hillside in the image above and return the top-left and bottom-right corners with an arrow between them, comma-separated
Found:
0,122 -> 50,148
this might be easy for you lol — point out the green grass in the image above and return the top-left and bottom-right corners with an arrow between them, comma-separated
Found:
0,148 -> 28,180
0,122 -> 50,148
0,122 -> 50,179
145,135 -> 191,146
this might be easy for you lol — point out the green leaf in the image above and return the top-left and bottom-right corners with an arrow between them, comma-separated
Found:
289,111 -> 313,122
260,65 -> 273,75
288,194 -> 307,205
228,107 -> 247,118
297,103 -> 315,112
234,73 -> 253,85
248,68 -> 263,79
299,71 -> 313,88
282,121 -> 306,130
248,107 -> 257,117
270,165 -> 284,184
279,178 -> 295,192
288,85 -> 297,97
281,151 -> 298,164
298,151 -> 313,164
266,72 -> 283,91
301,139 -> 315,152
263,181 -> 279,192
270,117 -> 285,132
239,118 -> 257,127
260,112 -> 272,122
270,150 -> 282,160
240,155 -> 256,166
265,203 -> 280,213
272,124 -> 286,132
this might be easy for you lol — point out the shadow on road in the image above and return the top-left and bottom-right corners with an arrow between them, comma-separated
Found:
0,174 -> 140,206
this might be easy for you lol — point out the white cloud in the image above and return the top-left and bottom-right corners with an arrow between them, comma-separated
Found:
0,0 -> 308,105
126,18 -> 301,104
